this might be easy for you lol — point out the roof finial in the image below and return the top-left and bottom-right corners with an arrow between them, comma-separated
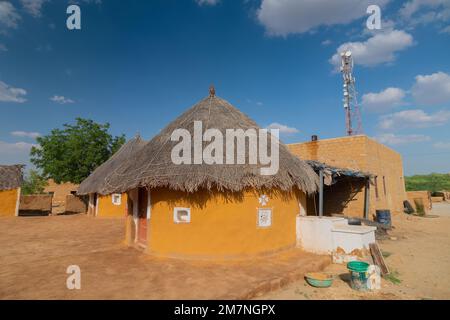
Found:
209,84 -> 216,97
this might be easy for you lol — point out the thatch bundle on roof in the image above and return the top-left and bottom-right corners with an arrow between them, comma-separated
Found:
100,94 -> 318,195
0,164 -> 24,191
77,136 -> 147,195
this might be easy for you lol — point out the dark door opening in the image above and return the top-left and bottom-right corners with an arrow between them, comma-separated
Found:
137,188 -> 148,246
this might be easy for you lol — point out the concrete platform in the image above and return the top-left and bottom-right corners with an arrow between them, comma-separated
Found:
297,215 -> 376,255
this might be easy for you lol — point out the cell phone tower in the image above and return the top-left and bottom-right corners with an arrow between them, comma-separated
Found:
340,51 -> 363,136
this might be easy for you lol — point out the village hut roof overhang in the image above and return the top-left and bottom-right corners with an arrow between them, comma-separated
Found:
306,160 -> 374,186
0,164 -> 24,191
77,136 -> 147,195
99,94 -> 319,195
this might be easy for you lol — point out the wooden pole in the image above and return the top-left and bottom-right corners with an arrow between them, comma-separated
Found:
364,178 -> 370,220
319,170 -> 324,217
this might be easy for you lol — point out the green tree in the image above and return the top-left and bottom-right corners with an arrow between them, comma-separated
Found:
22,170 -> 48,195
30,118 -> 125,184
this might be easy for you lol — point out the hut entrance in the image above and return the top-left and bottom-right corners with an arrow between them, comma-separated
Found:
137,187 -> 148,246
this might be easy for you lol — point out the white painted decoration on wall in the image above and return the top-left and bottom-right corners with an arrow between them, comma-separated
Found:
258,208 -> 272,227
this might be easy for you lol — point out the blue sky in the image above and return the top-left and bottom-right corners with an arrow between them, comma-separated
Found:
1,0 -> 449,175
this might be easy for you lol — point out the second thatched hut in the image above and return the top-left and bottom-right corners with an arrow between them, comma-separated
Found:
77,135 -> 147,217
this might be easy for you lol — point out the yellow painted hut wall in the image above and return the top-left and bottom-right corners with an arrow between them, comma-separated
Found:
0,188 -> 19,217
147,188 -> 302,259
97,193 -> 127,218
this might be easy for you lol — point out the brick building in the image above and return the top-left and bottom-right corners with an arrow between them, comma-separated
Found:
288,135 -> 407,218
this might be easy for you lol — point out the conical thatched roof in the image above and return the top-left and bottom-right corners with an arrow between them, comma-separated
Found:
77,136 -> 147,195
100,93 -> 319,195
0,164 -> 24,191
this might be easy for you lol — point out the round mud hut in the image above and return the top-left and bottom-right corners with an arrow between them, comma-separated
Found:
77,135 -> 147,218
101,88 -> 319,259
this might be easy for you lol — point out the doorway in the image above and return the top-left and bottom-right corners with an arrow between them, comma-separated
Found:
137,187 -> 148,246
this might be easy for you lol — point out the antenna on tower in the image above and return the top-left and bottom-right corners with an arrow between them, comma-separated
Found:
340,50 -> 363,136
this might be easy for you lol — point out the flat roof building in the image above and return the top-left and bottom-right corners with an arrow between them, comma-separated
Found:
288,135 -> 407,218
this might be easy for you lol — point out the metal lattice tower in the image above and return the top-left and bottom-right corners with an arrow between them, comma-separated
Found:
340,51 -> 363,136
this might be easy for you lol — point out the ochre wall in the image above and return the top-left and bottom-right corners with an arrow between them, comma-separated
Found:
305,178 -> 366,218
324,178 -> 366,218
0,188 -> 19,217
365,138 -> 407,215
44,179 -> 79,214
288,135 -> 407,217
65,195 -> 87,213
407,191 -> 432,214
97,193 -> 127,218
144,188 -> 302,259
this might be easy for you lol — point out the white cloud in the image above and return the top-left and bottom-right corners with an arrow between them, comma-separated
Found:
379,109 -> 450,130
195,0 -> 219,6
400,0 -> 450,26
266,122 -> 299,134
412,71 -> 450,106
10,131 -> 41,139
433,141 -> 450,149
0,1 -> 20,29
0,43 -> 6,51
0,80 -> 27,103
374,133 -> 431,145
362,87 -> 407,113
321,39 -> 332,46
50,95 -> 75,104
0,140 -> 36,154
441,25 -> 450,34
20,0 -> 48,17
257,0 -> 389,36
330,30 -> 414,68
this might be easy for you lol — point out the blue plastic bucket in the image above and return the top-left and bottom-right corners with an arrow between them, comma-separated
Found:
376,210 -> 391,227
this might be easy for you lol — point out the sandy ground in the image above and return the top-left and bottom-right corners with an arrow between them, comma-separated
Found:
1,203 -> 449,300
263,202 -> 450,300
0,214 -> 328,299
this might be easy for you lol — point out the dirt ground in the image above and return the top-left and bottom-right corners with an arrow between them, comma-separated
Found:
1,203 -> 449,300
0,214 -> 329,299
263,202 -> 450,300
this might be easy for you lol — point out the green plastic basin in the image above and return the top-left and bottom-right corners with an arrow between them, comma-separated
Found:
304,273 -> 334,288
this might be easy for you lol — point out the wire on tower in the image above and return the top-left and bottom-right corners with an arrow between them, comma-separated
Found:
340,51 -> 363,136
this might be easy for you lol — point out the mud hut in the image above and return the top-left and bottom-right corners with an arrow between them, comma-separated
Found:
78,135 -> 147,217
101,88 -> 319,259
0,164 -> 24,217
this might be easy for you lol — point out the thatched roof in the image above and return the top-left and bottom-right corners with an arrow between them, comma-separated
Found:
306,160 -> 374,186
0,164 -> 24,191
100,92 -> 319,195
77,136 -> 147,195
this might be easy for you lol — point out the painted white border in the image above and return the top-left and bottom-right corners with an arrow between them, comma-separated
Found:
95,193 -> 99,217
88,193 -> 94,215
146,189 -> 151,220
257,207 -> 272,228
112,193 -> 122,206
15,187 -> 21,217
173,207 -> 191,223
299,198 -> 306,216
131,189 -> 139,243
